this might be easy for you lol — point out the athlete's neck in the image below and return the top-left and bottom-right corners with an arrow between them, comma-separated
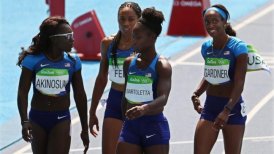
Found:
120,33 -> 133,43
119,33 -> 133,50
212,34 -> 229,50
45,46 -> 64,61
139,46 -> 157,62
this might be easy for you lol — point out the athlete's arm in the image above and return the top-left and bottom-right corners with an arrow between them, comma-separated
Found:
213,53 -> 248,129
191,78 -> 209,113
148,57 -> 172,111
17,67 -> 33,142
72,69 -> 89,150
193,78 -> 209,97
226,53 -> 248,109
89,37 -> 112,136
72,69 -> 88,131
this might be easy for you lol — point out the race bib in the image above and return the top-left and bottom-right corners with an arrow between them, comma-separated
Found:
125,75 -> 154,104
35,68 -> 69,96
109,58 -> 125,84
204,58 -> 231,85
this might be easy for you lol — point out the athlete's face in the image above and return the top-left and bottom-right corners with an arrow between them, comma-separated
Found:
118,7 -> 139,35
204,11 -> 226,38
50,24 -> 74,52
132,22 -> 155,53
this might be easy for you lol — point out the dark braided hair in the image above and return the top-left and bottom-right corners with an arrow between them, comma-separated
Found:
203,4 -> 236,36
111,2 -> 141,67
17,16 -> 75,67
139,7 -> 165,37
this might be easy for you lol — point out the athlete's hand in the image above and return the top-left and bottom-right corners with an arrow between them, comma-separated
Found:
22,121 -> 33,142
89,114 -> 99,137
191,94 -> 203,114
212,110 -> 230,131
125,104 -> 149,120
81,130 -> 89,154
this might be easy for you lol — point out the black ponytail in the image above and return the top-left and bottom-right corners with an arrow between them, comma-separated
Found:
225,23 -> 236,36
110,31 -> 122,67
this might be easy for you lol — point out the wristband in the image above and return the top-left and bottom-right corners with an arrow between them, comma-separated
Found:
224,105 -> 233,112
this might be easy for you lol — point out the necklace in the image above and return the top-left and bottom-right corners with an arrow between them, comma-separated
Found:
211,36 -> 229,57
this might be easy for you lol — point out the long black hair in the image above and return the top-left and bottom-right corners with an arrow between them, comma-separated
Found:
17,16 -> 74,67
111,2 -> 141,66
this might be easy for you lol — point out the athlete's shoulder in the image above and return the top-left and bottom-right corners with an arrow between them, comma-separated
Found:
101,35 -> 115,48
64,52 -> 79,59
158,55 -> 171,66
201,40 -> 212,51
64,52 -> 82,71
228,37 -> 248,56
21,53 -> 44,70
157,55 -> 172,77
202,39 -> 212,47
24,52 -> 44,60
101,36 -> 115,57
201,40 -> 212,57
228,36 -> 243,44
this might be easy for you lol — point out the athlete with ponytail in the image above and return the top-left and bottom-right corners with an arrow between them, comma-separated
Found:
192,4 -> 248,154
88,2 -> 141,154
17,16 -> 89,154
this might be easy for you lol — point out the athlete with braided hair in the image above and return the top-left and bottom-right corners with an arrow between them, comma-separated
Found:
88,2 -> 141,154
17,16 -> 89,154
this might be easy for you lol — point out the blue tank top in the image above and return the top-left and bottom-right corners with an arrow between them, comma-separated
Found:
107,41 -> 134,84
125,54 -> 159,104
201,37 -> 248,85
21,52 -> 81,96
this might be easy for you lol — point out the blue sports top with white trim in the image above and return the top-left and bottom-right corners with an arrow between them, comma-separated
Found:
201,37 -> 248,85
125,54 -> 159,104
21,52 -> 81,96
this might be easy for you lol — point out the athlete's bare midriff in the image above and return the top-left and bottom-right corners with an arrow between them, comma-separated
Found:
111,82 -> 125,92
31,92 -> 70,111
206,82 -> 234,98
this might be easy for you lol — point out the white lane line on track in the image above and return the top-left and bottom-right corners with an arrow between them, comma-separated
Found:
246,89 -> 274,124
21,135 -> 274,153
219,89 -> 274,154
14,144 -> 31,154
171,135 -> 274,145
177,61 -> 204,66
14,3 -> 274,154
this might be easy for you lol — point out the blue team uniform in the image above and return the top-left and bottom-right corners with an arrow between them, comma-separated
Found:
201,36 -> 248,124
21,52 -> 81,133
119,54 -> 170,147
